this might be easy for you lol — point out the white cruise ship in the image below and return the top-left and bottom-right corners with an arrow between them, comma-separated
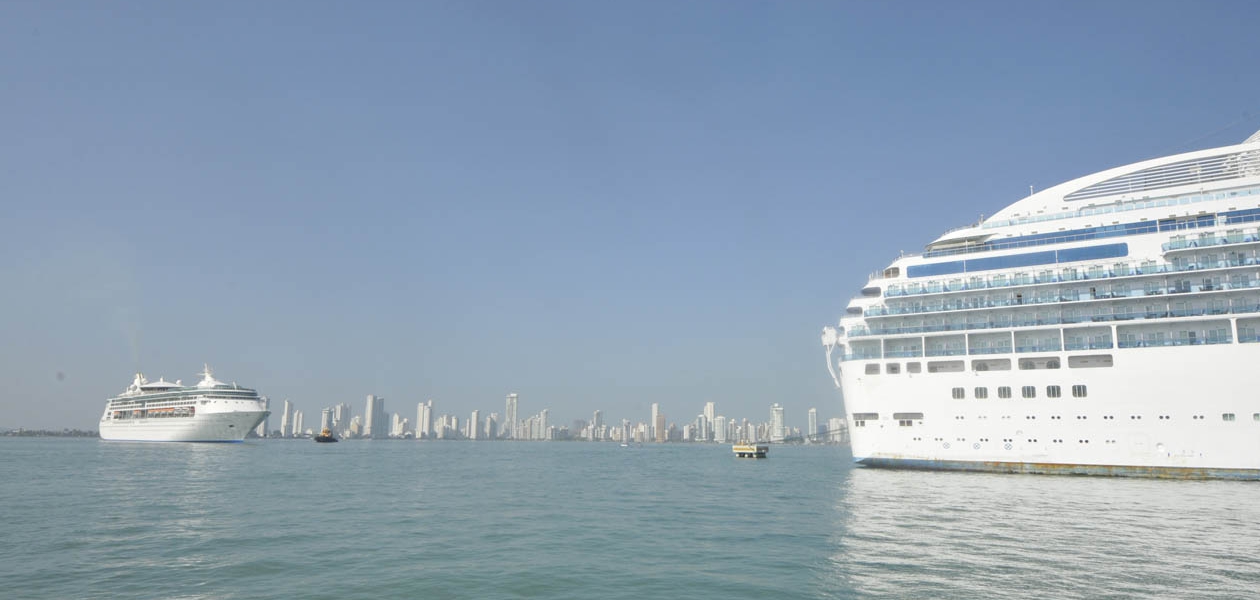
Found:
99,366 -> 269,442
822,128 -> 1260,479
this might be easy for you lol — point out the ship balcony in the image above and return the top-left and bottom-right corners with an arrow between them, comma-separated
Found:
844,299 -> 1260,339
1163,227 -> 1260,252
868,275 -> 1260,318
882,256 -> 1260,300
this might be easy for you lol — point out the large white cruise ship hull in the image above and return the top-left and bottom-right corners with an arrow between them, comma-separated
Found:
99,410 -> 268,442
840,344 -> 1260,478
98,367 -> 270,443
823,128 -> 1260,479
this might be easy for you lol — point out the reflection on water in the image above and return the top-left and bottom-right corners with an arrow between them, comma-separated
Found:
4,439 -> 1257,599
825,467 -> 1260,599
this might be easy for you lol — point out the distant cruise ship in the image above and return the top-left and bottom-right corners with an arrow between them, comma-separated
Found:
822,128 -> 1260,478
99,366 -> 269,442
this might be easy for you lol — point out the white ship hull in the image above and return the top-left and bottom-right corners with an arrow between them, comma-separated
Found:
98,366 -> 269,443
841,344 -> 1260,478
99,410 -> 267,442
823,128 -> 1260,479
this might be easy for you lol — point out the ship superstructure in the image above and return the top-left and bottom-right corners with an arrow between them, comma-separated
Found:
99,365 -> 269,442
822,129 -> 1260,478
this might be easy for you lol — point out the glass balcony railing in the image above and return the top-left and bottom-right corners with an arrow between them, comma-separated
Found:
884,245 -> 1260,299
1117,337 -> 1232,349
871,277 -> 1260,318
841,301 -> 1260,339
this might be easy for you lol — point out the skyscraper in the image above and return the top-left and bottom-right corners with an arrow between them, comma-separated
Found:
416,400 -> 433,439
771,403 -> 785,443
713,415 -> 727,443
469,409 -> 480,440
280,399 -> 293,439
320,407 -> 334,432
807,407 -> 818,443
333,402 -> 352,433
484,414 -> 496,440
292,410 -> 304,437
703,401 -> 715,440
364,394 -> 387,439
504,393 -> 518,439
649,403 -> 660,442
654,411 -> 666,443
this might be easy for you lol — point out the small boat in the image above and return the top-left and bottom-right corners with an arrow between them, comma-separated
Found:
732,443 -> 768,458
314,428 -> 338,443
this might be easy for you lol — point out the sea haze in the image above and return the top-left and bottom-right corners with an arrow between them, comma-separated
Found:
3,438 -> 1258,599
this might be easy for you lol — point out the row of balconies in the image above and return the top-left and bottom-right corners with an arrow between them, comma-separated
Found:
846,302 -> 1258,338
883,256 -> 1259,298
869,276 -> 1255,317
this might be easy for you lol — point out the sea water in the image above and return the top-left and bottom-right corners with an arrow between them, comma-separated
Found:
2,438 -> 1258,599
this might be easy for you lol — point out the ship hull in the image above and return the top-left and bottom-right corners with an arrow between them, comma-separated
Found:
840,344 -> 1260,479
99,410 -> 268,442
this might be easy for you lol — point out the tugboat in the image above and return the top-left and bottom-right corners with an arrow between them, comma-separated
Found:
314,427 -> 338,443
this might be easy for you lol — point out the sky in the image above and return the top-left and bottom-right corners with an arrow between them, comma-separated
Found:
3,1 -> 1260,431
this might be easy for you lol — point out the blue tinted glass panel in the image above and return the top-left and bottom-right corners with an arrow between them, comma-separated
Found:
1057,243 -> 1128,262
907,260 -> 966,278
965,250 -> 1056,272
908,243 -> 1129,278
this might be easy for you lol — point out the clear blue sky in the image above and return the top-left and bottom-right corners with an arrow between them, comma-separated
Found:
3,1 -> 1260,431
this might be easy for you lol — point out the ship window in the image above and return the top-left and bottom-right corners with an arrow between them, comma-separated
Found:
886,363 -> 901,374
1022,386 -> 1037,398
1072,385 -> 1088,398
1223,413 -> 1236,422
998,386 -> 1012,399
1068,354 -> 1113,368
974,387 -> 988,399
1047,385 -> 1061,398
907,362 -> 921,373
865,364 -> 880,375
952,387 -> 965,399
928,360 -> 965,373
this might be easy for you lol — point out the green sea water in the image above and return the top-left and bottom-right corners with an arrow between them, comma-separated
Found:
3,438 -> 1258,599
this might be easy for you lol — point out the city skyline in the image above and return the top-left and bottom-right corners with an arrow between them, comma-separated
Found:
260,391 -> 842,444
4,3 -> 1260,430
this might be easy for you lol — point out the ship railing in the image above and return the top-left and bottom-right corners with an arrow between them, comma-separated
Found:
846,301 -> 1260,339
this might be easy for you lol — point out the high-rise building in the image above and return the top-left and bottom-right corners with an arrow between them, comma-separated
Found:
469,410 -> 481,440
504,393 -> 518,439
713,415 -> 727,443
654,412 -> 666,443
391,412 -> 406,437
539,409 -> 548,440
484,414 -> 496,440
703,401 -> 715,440
827,417 -> 847,443
650,403 -> 660,442
771,403 -> 785,443
320,407 -> 334,432
292,410 -> 304,437
807,407 -> 818,443
333,402 -> 353,433
364,394 -> 387,439
279,399 -> 293,438
416,400 -> 433,439
695,414 -> 708,442
591,410 -> 603,441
